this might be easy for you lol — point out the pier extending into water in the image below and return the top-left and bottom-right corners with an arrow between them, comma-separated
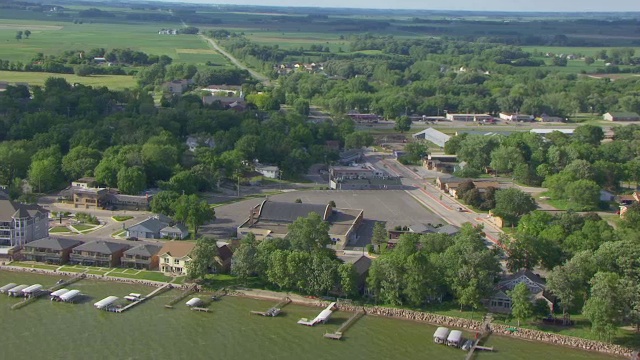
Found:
465,314 -> 495,359
324,309 -> 366,340
11,274 -> 86,310
113,283 -> 173,313
250,297 -> 291,317
165,284 -> 197,309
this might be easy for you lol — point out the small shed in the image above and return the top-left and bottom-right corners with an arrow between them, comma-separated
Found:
94,296 -> 119,309
59,290 -> 81,303
433,327 -> 450,344
447,330 -> 463,347
186,297 -> 202,307
0,283 -> 17,293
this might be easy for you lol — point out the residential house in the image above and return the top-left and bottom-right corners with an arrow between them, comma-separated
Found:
388,223 -> 460,241
0,200 -> 49,248
203,85 -> 243,97
603,112 -> 640,122
423,154 -> 458,173
186,135 -> 215,152
445,113 -> 493,122
215,244 -> 233,274
160,224 -> 189,240
486,270 -> 553,314
21,237 -> 82,264
71,177 -> 97,189
69,240 -> 130,267
600,190 -> 615,202
158,241 -> 197,275
337,254 -> 372,294
447,181 -> 500,198
617,192 -> 640,217
255,164 -> 280,179
121,244 -> 162,270
163,79 -> 189,95
202,95 -> 246,110
127,215 -> 187,240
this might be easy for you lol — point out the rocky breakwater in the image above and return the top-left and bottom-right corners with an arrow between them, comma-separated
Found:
333,303 -> 634,358
491,324 -> 633,358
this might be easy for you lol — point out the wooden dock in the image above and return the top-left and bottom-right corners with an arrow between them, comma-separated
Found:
250,297 -> 291,317
115,283 -> 173,313
323,309 -> 365,340
48,273 -> 86,292
465,314 -> 495,360
165,284 -> 197,309
191,307 -> 210,312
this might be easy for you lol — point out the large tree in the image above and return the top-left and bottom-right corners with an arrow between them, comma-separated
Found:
394,115 -> 412,133
493,188 -> 537,224
371,221 -> 388,246
583,272 -> 625,342
286,212 -> 331,252
186,237 -> 219,280
62,146 -> 101,180
172,194 -> 216,237
232,233 -> 258,283
116,166 -> 146,195
508,282 -> 533,326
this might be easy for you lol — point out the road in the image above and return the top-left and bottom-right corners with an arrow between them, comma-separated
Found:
364,151 -> 504,246
199,35 -> 271,87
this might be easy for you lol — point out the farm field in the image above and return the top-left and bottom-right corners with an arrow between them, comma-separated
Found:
521,46 -> 640,57
0,18 -> 231,67
0,70 -> 136,89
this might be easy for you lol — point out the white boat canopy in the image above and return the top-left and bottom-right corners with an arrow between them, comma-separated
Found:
94,296 -> 119,309
59,290 -> 81,302
433,327 -> 450,341
186,297 -> 202,307
22,284 -> 43,294
50,289 -> 69,297
0,283 -> 17,293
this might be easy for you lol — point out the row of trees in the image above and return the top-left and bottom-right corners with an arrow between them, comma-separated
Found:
231,213 -> 359,297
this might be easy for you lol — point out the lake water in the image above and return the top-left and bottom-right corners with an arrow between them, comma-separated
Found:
0,271 -> 616,360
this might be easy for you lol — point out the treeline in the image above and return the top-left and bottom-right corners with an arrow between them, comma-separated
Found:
0,77 -> 348,200
232,214 -> 360,297
445,125 -> 640,210
272,35 -> 640,119
0,48 -> 172,77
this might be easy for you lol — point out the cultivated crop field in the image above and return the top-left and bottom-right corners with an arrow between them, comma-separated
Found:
0,18 -> 228,66
0,70 -> 136,89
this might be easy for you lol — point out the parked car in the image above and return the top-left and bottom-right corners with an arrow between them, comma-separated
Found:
126,237 -> 139,241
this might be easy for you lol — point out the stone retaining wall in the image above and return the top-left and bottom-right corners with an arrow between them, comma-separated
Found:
331,303 -> 633,358
0,266 -> 192,290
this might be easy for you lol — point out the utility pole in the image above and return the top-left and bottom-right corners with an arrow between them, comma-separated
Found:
237,172 -> 240,198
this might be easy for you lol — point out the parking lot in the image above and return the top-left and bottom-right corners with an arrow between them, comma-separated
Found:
201,190 -> 444,248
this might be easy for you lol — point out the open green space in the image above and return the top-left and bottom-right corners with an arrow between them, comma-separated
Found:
0,70 -> 136,89
112,216 -> 133,222
0,271 -> 620,360
71,224 -> 97,232
49,226 -> 71,233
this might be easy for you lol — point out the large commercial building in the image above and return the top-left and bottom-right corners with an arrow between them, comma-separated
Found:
237,200 -> 363,250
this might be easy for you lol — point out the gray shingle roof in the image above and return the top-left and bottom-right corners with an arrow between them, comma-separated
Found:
338,255 -> 372,276
436,225 -> 461,236
73,240 -> 129,254
124,244 -> 162,257
0,200 -> 47,221
160,223 -> 188,234
128,217 -> 169,233
259,201 -> 329,222
24,237 -> 83,251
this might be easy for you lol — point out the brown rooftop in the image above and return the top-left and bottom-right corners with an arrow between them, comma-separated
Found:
158,241 -> 196,258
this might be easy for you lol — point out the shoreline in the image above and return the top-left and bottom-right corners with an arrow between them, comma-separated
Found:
0,265 -> 634,358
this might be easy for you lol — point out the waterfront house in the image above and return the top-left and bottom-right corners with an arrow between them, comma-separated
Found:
121,244 -> 162,270
21,237 -> 83,264
0,200 -> 49,249
486,270 -> 553,313
215,244 -> 233,274
69,240 -> 130,267
158,241 -> 196,276
337,254 -> 372,294
126,215 -> 186,239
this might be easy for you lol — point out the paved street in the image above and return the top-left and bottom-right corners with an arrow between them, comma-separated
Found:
364,152 -> 505,246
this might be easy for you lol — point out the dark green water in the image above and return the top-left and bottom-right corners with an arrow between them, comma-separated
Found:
0,272 -> 615,360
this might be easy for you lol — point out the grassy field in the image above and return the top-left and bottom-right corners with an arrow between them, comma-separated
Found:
0,70 -> 136,89
0,18 -> 232,68
49,226 -> 71,233
521,46 -> 640,57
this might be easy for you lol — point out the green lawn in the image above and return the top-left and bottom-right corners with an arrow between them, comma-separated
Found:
72,224 -> 97,232
112,216 -> 133,222
49,226 -> 71,233
110,271 -> 172,282
111,229 -> 126,237
0,70 -> 136,90
10,262 -> 59,270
